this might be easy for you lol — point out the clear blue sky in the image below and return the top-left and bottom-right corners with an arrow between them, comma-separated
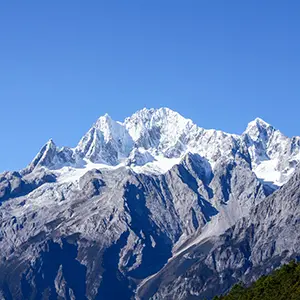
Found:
0,1 -> 299,172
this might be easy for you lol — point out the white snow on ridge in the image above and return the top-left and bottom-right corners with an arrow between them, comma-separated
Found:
131,155 -> 182,175
27,107 -> 300,186
56,160 -> 123,183
55,155 -> 183,183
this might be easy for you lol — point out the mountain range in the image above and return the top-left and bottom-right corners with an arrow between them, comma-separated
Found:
0,107 -> 300,299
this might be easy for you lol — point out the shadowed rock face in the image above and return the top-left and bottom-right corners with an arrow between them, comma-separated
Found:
0,108 -> 299,300
137,168 -> 300,300
0,237 -> 87,300
0,170 -> 56,204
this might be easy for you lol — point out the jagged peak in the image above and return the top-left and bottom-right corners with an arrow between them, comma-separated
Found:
23,139 -> 59,173
124,107 -> 195,142
39,139 -> 58,155
45,138 -> 57,149
94,113 -> 113,128
127,107 -> 190,122
90,113 -> 132,145
243,117 -> 277,141
246,117 -> 273,131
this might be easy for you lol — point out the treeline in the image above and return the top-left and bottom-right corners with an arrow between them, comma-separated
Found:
212,261 -> 300,300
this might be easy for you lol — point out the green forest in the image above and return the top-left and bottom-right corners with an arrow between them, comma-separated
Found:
212,261 -> 300,300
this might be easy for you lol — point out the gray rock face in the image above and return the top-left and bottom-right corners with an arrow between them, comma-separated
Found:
138,167 -> 300,300
0,151 -> 267,299
0,170 -> 56,204
0,108 -> 299,300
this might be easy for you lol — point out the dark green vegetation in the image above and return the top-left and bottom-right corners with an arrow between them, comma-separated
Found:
213,261 -> 300,300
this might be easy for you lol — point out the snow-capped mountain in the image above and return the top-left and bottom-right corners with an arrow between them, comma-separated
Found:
243,117 -> 300,185
0,107 -> 299,300
26,107 -> 300,186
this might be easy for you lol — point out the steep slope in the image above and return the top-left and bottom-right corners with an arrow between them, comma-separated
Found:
137,166 -> 300,300
76,114 -> 134,165
0,107 -> 299,299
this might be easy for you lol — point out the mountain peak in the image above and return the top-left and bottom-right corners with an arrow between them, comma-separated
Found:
246,117 -> 273,131
124,107 -> 195,151
25,139 -> 59,172
94,113 -> 113,127
128,107 -> 185,122
46,138 -> 56,149
76,112 -> 134,165
244,117 -> 275,141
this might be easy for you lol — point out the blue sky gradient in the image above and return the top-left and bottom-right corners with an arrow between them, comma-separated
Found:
0,1 -> 299,171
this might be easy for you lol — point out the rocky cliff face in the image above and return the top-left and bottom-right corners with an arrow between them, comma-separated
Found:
138,167 -> 300,300
0,108 -> 299,299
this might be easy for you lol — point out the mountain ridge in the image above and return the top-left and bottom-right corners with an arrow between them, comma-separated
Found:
20,107 -> 300,187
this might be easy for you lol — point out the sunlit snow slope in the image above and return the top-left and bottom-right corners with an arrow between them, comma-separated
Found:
26,108 -> 300,187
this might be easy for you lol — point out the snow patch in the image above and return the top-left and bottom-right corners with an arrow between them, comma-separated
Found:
56,160 -> 123,183
132,155 -> 182,175
253,159 -> 296,186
